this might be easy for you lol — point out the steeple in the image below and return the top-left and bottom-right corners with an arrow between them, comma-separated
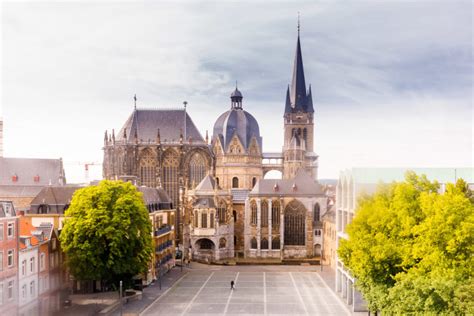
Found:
286,18 -> 314,114
230,82 -> 243,109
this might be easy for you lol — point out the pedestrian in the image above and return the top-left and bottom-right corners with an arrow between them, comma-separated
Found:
230,280 -> 235,290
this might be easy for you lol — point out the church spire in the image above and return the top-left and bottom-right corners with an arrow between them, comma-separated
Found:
286,17 -> 313,114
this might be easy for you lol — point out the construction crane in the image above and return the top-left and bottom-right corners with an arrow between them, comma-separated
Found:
63,161 -> 102,183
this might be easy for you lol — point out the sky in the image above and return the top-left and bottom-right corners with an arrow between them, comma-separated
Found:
1,1 -> 472,183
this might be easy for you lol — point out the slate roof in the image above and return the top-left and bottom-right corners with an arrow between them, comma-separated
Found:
0,157 -> 65,186
285,34 -> 314,114
0,185 -> 44,198
30,185 -> 83,206
137,186 -> 171,205
195,175 -> 216,191
213,108 -> 262,152
117,109 -> 204,143
250,169 -> 325,197
193,197 -> 215,209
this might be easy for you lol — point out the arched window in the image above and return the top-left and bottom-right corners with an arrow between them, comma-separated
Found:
233,210 -> 237,223
284,200 -> 306,246
219,238 -> 226,248
250,237 -> 257,249
250,201 -> 257,226
261,200 -> 268,227
261,238 -> 269,249
217,201 -> 226,224
303,128 -> 307,141
193,211 -> 198,227
272,237 -> 280,249
232,177 -> 239,188
38,205 -> 48,214
201,212 -> 207,228
188,153 -> 207,189
216,177 -> 220,187
252,177 -> 257,188
162,150 -> 179,208
272,200 -> 280,226
139,149 -> 156,188
210,212 -> 215,228
313,203 -> 320,222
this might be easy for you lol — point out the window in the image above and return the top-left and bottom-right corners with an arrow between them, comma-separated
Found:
210,212 -> 215,228
216,177 -> 220,187
201,212 -> 207,228
313,203 -> 320,222
30,281 -> 35,297
7,223 -> 14,238
7,250 -> 13,267
30,257 -> 35,273
188,153 -> 207,189
0,282 -> 3,305
22,260 -> 26,276
261,238 -> 269,249
252,177 -> 257,187
162,150 -> 179,208
315,230 -> 321,236
139,149 -> 157,188
233,210 -> 237,223
250,237 -> 257,249
38,205 -> 48,214
272,201 -> 280,226
0,252 -> 3,271
217,202 -> 226,224
284,200 -> 306,246
8,281 -> 13,300
232,177 -> 239,188
250,201 -> 257,226
193,211 -> 198,227
261,200 -> 268,227
0,223 -> 3,241
22,284 -> 26,299
40,253 -> 45,271
272,237 -> 280,249
52,238 -> 57,250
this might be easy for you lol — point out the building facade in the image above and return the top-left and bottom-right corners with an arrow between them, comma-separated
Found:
103,28 -> 328,261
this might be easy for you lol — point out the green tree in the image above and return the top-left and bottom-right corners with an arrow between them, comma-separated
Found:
338,172 -> 474,314
59,180 -> 153,287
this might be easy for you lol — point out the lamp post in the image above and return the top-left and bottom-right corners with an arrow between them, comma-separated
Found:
119,280 -> 123,316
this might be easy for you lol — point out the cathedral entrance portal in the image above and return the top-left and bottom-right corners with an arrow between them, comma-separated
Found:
194,238 -> 216,263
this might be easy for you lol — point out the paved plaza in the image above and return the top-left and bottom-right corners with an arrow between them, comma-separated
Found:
142,267 -> 351,316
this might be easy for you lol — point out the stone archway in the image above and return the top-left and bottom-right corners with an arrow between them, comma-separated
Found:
193,238 -> 216,262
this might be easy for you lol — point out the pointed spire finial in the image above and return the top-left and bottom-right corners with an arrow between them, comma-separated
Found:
134,94 -> 137,109
157,128 -> 161,144
297,12 -> 300,36
236,80 -> 238,89
205,130 -> 209,144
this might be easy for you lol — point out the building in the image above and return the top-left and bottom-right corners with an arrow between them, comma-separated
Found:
103,26 -> 328,261
335,167 -> 474,312
0,157 -> 66,212
322,205 -> 336,269
0,201 -> 19,315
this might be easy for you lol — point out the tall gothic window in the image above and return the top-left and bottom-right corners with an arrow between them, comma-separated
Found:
284,200 -> 306,246
303,128 -> 307,142
250,237 -> 257,249
194,211 -> 198,227
217,201 -> 226,224
272,200 -> 280,226
201,212 -> 207,228
162,150 -> 179,208
252,177 -> 257,187
210,212 -> 215,228
261,238 -> 269,249
139,149 -> 156,187
272,237 -> 280,249
250,201 -> 257,226
188,153 -> 207,189
313,203 -> 320,222
261,200 -> 268,227
232,177 -> 239,188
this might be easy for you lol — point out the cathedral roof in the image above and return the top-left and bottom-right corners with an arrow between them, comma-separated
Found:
213,88 -> 262,152
249,169 -> 325,196
117,109 -> 204,143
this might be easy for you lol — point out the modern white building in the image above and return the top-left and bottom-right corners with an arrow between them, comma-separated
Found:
335,167 -> 474,312
18,236 -> 39,315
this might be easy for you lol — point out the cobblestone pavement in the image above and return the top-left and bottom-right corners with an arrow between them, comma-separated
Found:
141,266 -> 352,316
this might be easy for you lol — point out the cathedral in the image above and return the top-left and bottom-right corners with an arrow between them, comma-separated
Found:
102,28 -> 327,261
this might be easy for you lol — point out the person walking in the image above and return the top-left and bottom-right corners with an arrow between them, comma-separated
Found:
230,280 -> 235,290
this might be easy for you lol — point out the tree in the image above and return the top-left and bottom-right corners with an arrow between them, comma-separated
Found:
338,172 -> 474,314
59,180 -> 153,287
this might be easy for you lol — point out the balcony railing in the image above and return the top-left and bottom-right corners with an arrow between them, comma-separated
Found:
155,239 -> 173,253
154,225 -> 171,236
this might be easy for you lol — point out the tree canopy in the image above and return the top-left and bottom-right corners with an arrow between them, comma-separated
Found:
338,172 -> 474,314
60,180 -> 153,285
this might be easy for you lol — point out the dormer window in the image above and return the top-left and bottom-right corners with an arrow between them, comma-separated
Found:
34,175 -> 40,182
12,174 -> 18,182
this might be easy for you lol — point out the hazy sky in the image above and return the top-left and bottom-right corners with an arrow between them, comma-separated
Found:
1,1 -> 472,182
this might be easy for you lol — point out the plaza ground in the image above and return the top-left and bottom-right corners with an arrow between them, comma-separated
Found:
140,264 -> 354,316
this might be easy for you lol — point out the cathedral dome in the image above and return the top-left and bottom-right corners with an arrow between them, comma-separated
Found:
213,88 -> 262,152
